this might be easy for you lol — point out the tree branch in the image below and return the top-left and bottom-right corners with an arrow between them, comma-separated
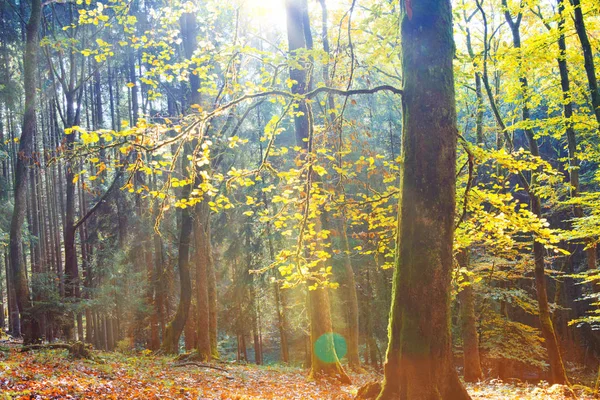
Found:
73,169 -> 123,231
306,84 -> 403,99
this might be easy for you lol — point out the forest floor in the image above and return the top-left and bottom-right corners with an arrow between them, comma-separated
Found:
0,346 -> 596,399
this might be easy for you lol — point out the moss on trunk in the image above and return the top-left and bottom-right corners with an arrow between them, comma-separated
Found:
378,0 -> 471,398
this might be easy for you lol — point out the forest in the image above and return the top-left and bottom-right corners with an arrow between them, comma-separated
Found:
0,0 -> 600,398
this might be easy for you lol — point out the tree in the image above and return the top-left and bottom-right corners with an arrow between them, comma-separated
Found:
377,0 -> 471,397
457,251 -> 484,382
501,1 -> 570,384
8,0 -> 42,344
284,0 -> 350,383
571,0 -> 600,128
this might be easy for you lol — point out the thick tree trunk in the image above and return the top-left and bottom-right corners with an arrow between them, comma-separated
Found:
184,301 -> 197,351
378,0 -> 470,398
6,252 -> 19,336
9,0 -> 42,344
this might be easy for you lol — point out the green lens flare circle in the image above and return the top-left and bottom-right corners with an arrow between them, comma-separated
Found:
314,333 -> 347,364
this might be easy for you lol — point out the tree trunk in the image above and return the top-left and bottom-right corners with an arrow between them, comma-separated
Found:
194,199 -> 212,361
554,0 -> 597,270
570,0 -> 600,127
532,198 -> 570,385
8,0 -> 42,344
161,167 -> 193,354
273,280 -> 290,363
285,0 -> 350,384
264,190 -> 289,363
152,205 -> 167,347
207,252 -> 219,358
457,251 -> 483,382
184,301 -> 196,351
378,0 -> 470,398
63,92 -> 80,340
337,217 -> 361,370
502,4 -> 570,385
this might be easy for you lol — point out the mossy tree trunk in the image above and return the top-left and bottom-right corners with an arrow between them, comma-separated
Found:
377,0 -> 471,398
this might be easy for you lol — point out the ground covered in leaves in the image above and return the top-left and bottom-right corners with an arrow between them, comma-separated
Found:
0,347 -> 596,399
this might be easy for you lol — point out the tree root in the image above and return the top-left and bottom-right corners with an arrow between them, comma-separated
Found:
20,341 -> 94,360
354,381 -> 382,400
175,351 -> 212,363
172,362 -> 234,379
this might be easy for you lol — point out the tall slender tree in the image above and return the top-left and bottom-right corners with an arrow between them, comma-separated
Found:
8,0 -> 42,344
285,0 -> 350,383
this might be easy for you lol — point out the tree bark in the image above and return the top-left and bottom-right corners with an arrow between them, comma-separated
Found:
337,217 -> 361,370
570,0 -> 600,127
554,0 -> 597,270
457,251 -> 483,382
194,199 -> 212,361
378,0 -> 470,398
264,180 -> 289,363
63,91 -> 80,340
207,252 -> 219,358
161,153 -> 193,354
9,0 -> 43,344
